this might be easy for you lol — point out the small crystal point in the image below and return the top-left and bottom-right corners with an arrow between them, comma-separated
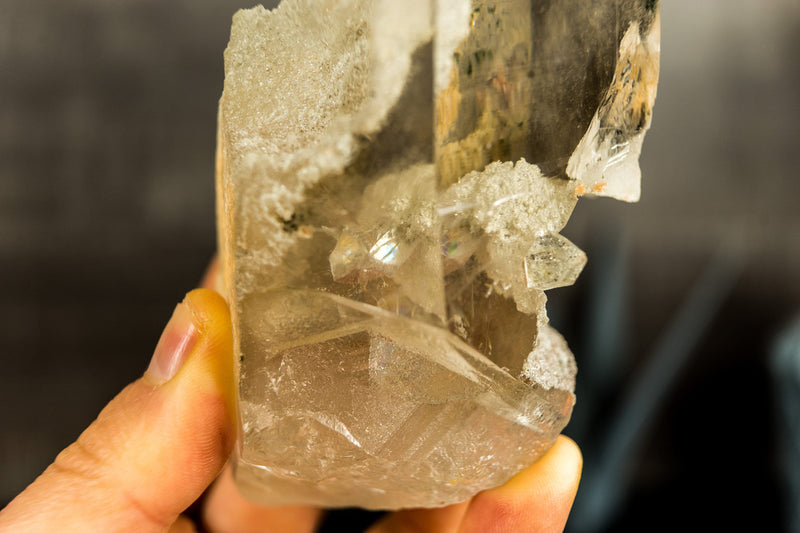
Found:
567,11 -> 661,201
216,0 -> 660,510
329,232 -> 369,281
524,233 -> 588,291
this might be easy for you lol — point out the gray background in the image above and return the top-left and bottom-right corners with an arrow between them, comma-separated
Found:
1,1 -> 798,531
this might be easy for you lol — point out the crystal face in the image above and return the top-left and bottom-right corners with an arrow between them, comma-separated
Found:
215,0 -> 660,510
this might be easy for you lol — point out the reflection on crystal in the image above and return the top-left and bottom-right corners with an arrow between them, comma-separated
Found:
330,229 -> 412,282
524,233 -> 587,290
370,231 -> 402,265
216,0 -> 660,511
440,224 -> 481,273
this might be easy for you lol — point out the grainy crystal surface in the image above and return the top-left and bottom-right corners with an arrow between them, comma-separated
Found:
216,0 -> 660,509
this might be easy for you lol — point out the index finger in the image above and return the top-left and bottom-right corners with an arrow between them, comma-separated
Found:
200,255 -> 223,293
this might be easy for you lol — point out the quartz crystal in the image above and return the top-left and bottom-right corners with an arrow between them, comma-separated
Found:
215,0 -> 660,509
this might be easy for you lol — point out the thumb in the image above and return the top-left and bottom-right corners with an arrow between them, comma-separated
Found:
0,289 -> 236,533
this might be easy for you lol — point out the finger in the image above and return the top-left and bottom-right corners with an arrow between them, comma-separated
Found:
366,501 -> 470,533
168,516 -> 199,533
458,435 -> 582,533
202,465 -> 323,533
200,255 -> 223,293
0,289 -> 236,533
197,254 -> 323,533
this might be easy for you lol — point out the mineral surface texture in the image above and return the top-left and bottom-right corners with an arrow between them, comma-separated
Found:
216,0 -> 660,509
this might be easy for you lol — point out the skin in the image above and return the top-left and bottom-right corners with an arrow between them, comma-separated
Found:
0,262 -> 582,532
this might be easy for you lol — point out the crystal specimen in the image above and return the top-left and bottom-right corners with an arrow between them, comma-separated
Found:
215,0 -> 660,510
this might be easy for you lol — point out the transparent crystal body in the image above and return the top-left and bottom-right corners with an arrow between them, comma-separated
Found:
215,0 -> 660,509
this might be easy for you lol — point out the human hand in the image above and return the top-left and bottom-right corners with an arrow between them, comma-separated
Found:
0,266 -> 582,533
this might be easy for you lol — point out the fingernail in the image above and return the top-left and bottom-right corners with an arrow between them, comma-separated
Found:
146,301 -> 199,384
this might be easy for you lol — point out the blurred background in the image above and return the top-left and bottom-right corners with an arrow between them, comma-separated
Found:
1,0 -> 798,531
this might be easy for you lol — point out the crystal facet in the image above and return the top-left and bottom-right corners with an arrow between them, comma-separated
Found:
215,0 -> 660,510
524,233 -> 588,291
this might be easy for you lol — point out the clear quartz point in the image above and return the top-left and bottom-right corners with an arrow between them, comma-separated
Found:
524,233 -> 588,291
215,0 -> 660,510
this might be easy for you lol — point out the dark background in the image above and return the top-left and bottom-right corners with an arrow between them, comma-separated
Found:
1,1 -> 798,531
